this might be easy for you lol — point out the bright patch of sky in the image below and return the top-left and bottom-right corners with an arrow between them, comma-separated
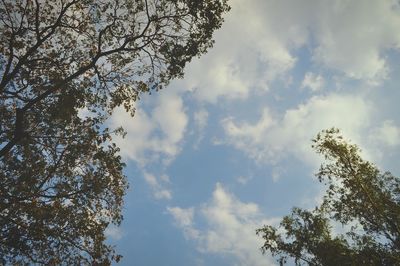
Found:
108,1 -> 400,265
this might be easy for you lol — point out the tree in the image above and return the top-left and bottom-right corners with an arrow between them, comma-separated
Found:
257,128 -> 400,265
0,0 -> 230,264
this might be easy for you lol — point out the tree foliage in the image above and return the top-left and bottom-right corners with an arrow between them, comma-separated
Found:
0,0 -> 230,264
257,128 -> 400,265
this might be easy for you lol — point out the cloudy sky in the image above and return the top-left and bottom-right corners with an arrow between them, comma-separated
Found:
107,1 -> 400,265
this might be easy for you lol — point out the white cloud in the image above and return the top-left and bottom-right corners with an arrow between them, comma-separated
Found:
177,0 -> 400,103
221,93 -> 374,166
371,120 -> 400,147
194,109 -> 209,132
271,167 -> 285,183
176,0 -> 304,103
153,94 -> 188,155
108,90 -> 187,200
109,0 -> 400,166
167,207 -> 195,227
160,174 -> 171,183
167,206 -> 200,239
168,183 -> 277,266
311,0 -> 400,84
236,175 -> 252,185
301,72 -> 325,92
144,172 -> 172,200
110,91 -> 187,166
192,109 -> 209,148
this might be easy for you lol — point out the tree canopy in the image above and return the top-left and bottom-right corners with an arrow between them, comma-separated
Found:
0,0 -> 230,264
257,128 -> 400,265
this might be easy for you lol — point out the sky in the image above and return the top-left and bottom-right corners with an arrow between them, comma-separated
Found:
106,1 -> 400,265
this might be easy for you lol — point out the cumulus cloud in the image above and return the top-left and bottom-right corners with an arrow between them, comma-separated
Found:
109,0 -> 400,166
108,91 -> 186,200
192,109 -> 209,148
176,0 -> 304,103
109,91 -> 187,166
144,172 -> 172,200
371,120 -> 400,147
99,1 -> 400,263
167,183 -> 277,266
311,0 -> 400,84
167,207 -> 200,239
271,167 -> 285,183
167,207 -> 195,227
221,93 -> 374,166
301,72 -> 325,92
176,0 -> 400,104
109,0 -> 400,165
194,109 -> 209,132
236,175 -> 252,185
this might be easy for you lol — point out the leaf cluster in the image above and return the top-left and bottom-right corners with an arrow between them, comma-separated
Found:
257,128 -> 400,265
0,0 -> 230,264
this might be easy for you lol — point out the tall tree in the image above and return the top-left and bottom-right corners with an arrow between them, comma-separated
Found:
257,128 -> 400,265
0,0 -> 230,264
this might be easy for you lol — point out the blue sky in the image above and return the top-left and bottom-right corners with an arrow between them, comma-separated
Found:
106,1 -> 400,265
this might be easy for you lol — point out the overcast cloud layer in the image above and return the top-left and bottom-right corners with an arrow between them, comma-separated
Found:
109,1 -> 400,265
